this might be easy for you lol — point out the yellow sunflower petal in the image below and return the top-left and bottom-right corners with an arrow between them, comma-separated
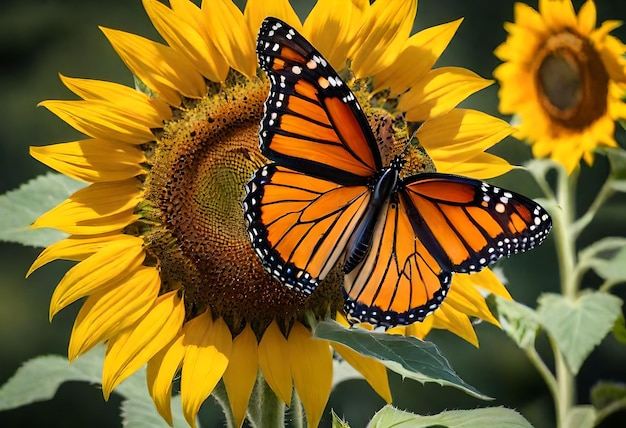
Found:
48,236 -> 145,318
59,74 -> 171,121
350,0 -> 417,77
374,19 -> 463,96
169,0 -> 210,42
539,0 -> 577,31
551,139 -> 585,174
417,109 -> 512,167
431,305 -> 479,347
244,0 -> 302,40
39,100 -> 157,145
445,276 -> 499,326
436,151 -> 514,180
472,268 -> 511,300
223,325 -> 259,428
577,0 -> 597,35
147,335 -> 186,426
102,291 -> 185,399
303,0 -> 368,71
143,0 -> 228,82
258,320 -> 292,406
168,0 -> 231,81
287,322 -> 332,428
181,313 -> 233,428
593,22 -> 626,82
30,140 -> 145,183
32,179 -> 142,235
335,312 -> 351,327
68,266 -> 160,360
101,27 -> 206,105
332,342 -> 391,403
27,233 -> 133,276
399,67 -> 493,122
403,314 -> 435,339
494,22 -> 543,63
493,62 -> 536,113
514,2 -> 548,34
201,0 -> 256,78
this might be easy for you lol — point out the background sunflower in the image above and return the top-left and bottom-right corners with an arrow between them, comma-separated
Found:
1,1 -> 625,427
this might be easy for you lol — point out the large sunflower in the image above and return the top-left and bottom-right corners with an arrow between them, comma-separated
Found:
494,0 -> 626,174
30,0 -> 514,426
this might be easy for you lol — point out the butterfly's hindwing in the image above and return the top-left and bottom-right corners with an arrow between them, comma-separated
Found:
344,197 -> 452,326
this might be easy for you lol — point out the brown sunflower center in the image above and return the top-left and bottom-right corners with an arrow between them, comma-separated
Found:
142,76 -> 342,335
533,30 -> 609,130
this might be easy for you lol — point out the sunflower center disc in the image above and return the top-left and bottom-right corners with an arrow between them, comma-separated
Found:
535,30 -> 609,130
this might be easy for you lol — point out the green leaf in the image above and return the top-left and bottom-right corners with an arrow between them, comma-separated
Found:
612,315 -> 626,345
0,173 -> 84,247
0,345 -> 190,428
331,410 -> 351,428
0,346 -> 103,410
524,158 -> 560,182
118,373 -> 190,428
591,381 -> 626,411
537,292 -> 622,374
367,405 -> 532,428
603,147 -> 626,192
563,406 -> 595,428
487,295 -> 540,348
579,237 -> 626,282
314,320 -> 487,399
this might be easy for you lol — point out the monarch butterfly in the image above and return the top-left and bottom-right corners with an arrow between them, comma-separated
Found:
244,17 -> 552,327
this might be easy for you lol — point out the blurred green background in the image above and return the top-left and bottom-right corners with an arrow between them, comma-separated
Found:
1,0 -> 625,427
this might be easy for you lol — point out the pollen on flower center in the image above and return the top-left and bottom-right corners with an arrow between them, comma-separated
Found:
533,30 -> 609,130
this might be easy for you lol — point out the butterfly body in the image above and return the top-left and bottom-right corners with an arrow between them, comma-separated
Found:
244,17 -> 552,327
344,158 -> 402,274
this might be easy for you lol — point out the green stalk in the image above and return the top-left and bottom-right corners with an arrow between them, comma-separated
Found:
211,381 -> 237,428
550,166 -> 578,427
247,371 -> 287,428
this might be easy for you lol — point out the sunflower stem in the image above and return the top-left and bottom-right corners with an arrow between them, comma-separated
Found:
289,387 -> 305,428
571,174 -> 615,239
523,345 -> 558,402
247,370 -> 285,428
211,381 -> 237,428
550,166 -> 579,428
554,166 -> 578,299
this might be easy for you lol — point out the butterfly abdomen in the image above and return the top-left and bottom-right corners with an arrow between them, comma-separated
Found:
344,166 -> 399,273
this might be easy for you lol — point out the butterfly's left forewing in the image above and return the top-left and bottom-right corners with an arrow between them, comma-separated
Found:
245,164 -> 371,294
256,18 -> 381,185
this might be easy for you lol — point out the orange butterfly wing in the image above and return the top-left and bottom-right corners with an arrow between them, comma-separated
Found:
401,173 -> 551,273
256,18 -> 381,184
343,173 -> 551,325
245,164 -> 370,294
344,196 -> 452,327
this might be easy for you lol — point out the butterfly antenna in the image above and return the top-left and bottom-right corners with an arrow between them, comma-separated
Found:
400,128 -> 421,156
